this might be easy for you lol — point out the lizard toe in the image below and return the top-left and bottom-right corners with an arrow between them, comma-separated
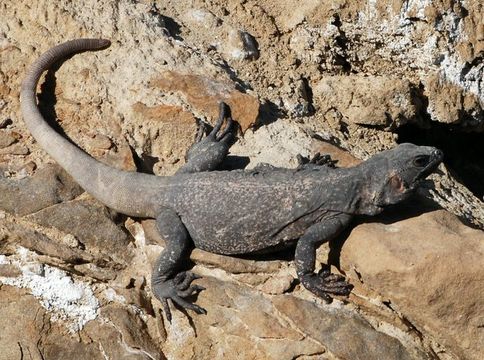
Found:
177,284 -> 205,298
171,294 -> 207,315
318,269 -> 345,282
174,271 -> 202,291
161,298 -> 173,322
152,272 -> 206,320
301,273 -> 353,300
318,277 -> 354,295
308,286 -> 333,303
320,283 -> 353,296
175,271 -> 201,291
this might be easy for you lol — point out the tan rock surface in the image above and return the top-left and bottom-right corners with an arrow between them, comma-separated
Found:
341,206 -> 484,359
313,75 -> 420,130
0,164 -> 83,216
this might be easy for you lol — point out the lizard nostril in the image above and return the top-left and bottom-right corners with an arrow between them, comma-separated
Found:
432,149 -> 444,162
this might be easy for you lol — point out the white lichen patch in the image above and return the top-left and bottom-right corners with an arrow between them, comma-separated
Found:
440,53 -> 484,102
0,251 -> 99,332
103,287 -> 127,304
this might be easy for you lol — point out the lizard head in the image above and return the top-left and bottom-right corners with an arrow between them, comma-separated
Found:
361,143 -> 443,214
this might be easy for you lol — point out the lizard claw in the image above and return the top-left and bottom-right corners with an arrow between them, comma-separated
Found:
185,102 -> 236,163
194,120 -> 208,143
300,271 -> 353,303
297,153 -> 338,168
207,101 -> 234,144
152,271 -> 206,322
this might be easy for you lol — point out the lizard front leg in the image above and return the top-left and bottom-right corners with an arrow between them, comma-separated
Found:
177,102 -> 235,174
295,213 -> 353,302
151,208 -> 206,321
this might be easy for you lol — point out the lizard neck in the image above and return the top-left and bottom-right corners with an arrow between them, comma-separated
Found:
321,167 -> 384,216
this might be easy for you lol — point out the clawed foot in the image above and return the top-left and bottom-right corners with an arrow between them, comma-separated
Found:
297,152 -> 338,169
197,102 -> 234,143
185,102 -> 235,167
300,269 -> 353,303
152,271 -> 206,322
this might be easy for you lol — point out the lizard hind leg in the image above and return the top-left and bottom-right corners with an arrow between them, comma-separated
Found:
151,208 -> 206,321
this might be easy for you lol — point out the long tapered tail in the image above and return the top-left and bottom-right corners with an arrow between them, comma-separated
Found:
20,39 -> 161,218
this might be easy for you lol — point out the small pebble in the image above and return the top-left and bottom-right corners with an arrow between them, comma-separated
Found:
0,130 -> 17,148
63,234 -> 80,248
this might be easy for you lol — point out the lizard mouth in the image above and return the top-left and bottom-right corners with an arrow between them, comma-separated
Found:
408,148 -> 444,191
415,149 -> 444,182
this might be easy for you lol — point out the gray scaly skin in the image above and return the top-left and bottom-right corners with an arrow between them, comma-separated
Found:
21,39 -> 444,321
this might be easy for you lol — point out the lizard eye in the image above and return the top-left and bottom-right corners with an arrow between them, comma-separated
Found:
413,155 -> 430,167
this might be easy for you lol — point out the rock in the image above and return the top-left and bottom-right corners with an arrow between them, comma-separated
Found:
0,285 -> 162,360
0,130 -> 18,148
280,76 -> 313,117
340,206 -> 484,359
73,263 -> 117,282
0,217 -> 91,264
225,29 -> 260,61
0,142 -> 29,155
230,120 -> 314,168
130,103 -> 198,175
26,198 -> 131,266
100,137 -> 138,172
313,75 -> 420,130
0,0 -> 483,359
311,139 -> 362,167
264,0 -> 324,32
0,164 -> 84,216
257,274 -> 294,295
165,276 -> 325,359
0,118 -> 13,129
161,276 -> 419,359
152,71 -> 260,131
0,263 -> 22,277
421,165 -> 484,229
89,305 -> 162,359
424,73 -> 484,129
0,286 -> 98,360
15,160 -> 37,177
87,133 -> 112,150
272,295 -> 419,360
191,249 -> 283,274
182,8 -> 222,29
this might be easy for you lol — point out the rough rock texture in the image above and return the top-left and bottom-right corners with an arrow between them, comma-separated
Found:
341,206 -> 484,360
0,0 -> 483,359
313,75 -> 420,130
0,164 -> 83,216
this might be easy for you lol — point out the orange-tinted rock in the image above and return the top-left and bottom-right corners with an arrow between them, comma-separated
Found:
312,139 -> 362,167
152,71 -> 260,131
130,102 -> 198,175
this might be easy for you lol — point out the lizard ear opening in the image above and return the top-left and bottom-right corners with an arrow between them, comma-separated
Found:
389,174 -> 406,193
